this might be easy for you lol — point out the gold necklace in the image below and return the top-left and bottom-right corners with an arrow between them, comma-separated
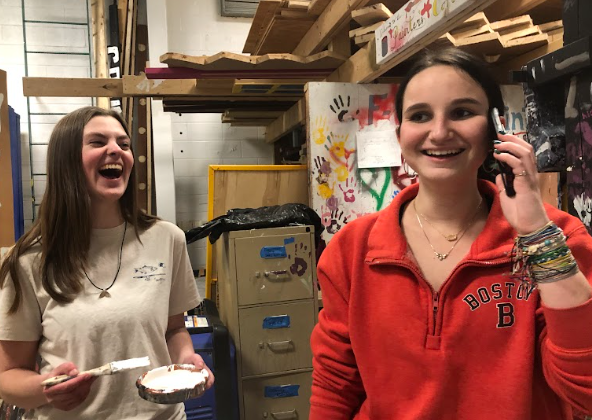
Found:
416,212 -> 462,241
413,198 -> 482,261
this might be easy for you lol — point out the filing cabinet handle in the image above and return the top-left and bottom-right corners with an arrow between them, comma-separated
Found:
267,340 -> 294,352
264,270 -> 289,280
271,409 -> 297,419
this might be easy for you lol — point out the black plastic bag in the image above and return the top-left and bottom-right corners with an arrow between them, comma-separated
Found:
185,203 -> 324,246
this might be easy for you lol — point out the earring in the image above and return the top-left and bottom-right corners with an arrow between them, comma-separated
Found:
403,161 -> 418,179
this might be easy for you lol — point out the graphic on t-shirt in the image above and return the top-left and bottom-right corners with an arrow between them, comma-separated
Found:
133,263 -> 166,282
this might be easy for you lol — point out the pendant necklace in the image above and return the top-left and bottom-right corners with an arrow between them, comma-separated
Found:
413,198 -> 482,261
84,221 -> 127,298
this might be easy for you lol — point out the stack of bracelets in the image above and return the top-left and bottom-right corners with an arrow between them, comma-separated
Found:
511,221 -> 580,287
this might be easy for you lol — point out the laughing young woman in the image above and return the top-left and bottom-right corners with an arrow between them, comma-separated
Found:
0,107 -> 213,419
309,48 -> 592,419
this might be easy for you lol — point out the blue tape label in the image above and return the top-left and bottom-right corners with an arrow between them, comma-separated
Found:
260,246 -> 287,259
262,315 -> 290,329
264,384 -> 300,399
284,237 -> 295,245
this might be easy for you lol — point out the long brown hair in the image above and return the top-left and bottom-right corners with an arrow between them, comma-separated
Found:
0,106 -> 158,312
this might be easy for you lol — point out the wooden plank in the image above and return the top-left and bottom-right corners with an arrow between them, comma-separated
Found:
293,0 -> 371,56
329,25 -> 351,57
452,12 -> 489,32
159,50 -> 346,71
538,173 -> 559,208
449,24 -> 493,41
483,0 -> 546,22
243,0 -> 282,54
489,15 -> 533,32
279,9 -> 309,18
454,31 -> 506,55
23,77 -> 124,97
146,66 -> 333,79
265,99 -> 305,143
91,0 -> 109,109
351,3 -> 392,26
328,0 -> 497,83
118,0 -> 128,52
123,76 -> 200,96
146,98 -> 154,215
0,69 -> 15,247
288,0 -> 310,9
354,33 -> 374,45
349,21 -> 383,39
539,20 -> 562,33
500,25 -> 541,43
134,25 -> 148,211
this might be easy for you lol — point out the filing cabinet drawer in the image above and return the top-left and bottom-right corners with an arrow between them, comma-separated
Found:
238,301 -> 315,376
235,233 -> 314,306
242,371 -> 312,420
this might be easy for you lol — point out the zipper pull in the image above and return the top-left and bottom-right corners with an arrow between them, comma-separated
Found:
433,292 -> 439,314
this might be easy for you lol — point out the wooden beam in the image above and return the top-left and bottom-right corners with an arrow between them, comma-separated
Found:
23,77 -> 124,97
293,0 -> 371,56
307,0 -> 332,16
329,24 -> 351,57
349,21 -> 382,39
326,0 -> 498,83
0,69 -> 15,247
265,99 -> 305,143
91,0 -> 109,109
123,75 -> 199,96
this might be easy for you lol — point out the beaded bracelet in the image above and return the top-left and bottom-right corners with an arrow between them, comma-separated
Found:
511,222 -> 580,287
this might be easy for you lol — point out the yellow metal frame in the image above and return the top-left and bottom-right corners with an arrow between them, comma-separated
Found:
205,164 -> 307,298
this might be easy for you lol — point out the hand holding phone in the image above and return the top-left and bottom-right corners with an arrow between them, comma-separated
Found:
491,108 -> 516,198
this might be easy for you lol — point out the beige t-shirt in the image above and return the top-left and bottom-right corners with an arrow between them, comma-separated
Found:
0,220 -> 201,420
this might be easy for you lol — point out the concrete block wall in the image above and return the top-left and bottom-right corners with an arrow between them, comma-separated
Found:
151,0 -> 274,269
0,0 -> 92,230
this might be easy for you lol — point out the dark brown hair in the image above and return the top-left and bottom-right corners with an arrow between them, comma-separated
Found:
0,106 -> 158,312
395,47 -> 505,179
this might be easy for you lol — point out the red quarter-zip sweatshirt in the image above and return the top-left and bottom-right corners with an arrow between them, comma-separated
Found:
310,181 -> 592,420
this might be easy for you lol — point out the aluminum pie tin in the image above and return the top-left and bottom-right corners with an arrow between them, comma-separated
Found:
136,364 -> 208,404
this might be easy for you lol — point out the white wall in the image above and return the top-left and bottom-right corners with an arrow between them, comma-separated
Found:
147,0 -> 274,269
0,0 -> 92,230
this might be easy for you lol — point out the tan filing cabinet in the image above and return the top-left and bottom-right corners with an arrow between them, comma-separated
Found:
216,226 -> 319,420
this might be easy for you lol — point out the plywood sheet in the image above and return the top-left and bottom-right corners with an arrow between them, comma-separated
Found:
255,16 -> 316,54
207,165 -> 309,292
160,50 -> 346,71
244,0 -> 283,54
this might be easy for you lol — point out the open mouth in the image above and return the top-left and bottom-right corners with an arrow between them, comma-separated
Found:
99,164 -> 123,179
422,149 -> 464,158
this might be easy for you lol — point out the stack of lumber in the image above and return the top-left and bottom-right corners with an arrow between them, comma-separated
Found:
151,50 -> 346,115
439,12 -> 563,62
243,0 -> 336,54
349,3 -> 393,46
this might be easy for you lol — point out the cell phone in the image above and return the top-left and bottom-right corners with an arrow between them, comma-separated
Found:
491,107 -> 516,198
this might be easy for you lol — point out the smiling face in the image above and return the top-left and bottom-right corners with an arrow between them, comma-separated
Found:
398,65 -> 490,183
82,116 -> 134,205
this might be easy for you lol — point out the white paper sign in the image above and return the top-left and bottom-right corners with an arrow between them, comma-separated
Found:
356,129 -> 401,168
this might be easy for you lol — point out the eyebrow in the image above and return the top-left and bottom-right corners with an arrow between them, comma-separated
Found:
403,97 -> 483,114
84,132 -> 130,141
